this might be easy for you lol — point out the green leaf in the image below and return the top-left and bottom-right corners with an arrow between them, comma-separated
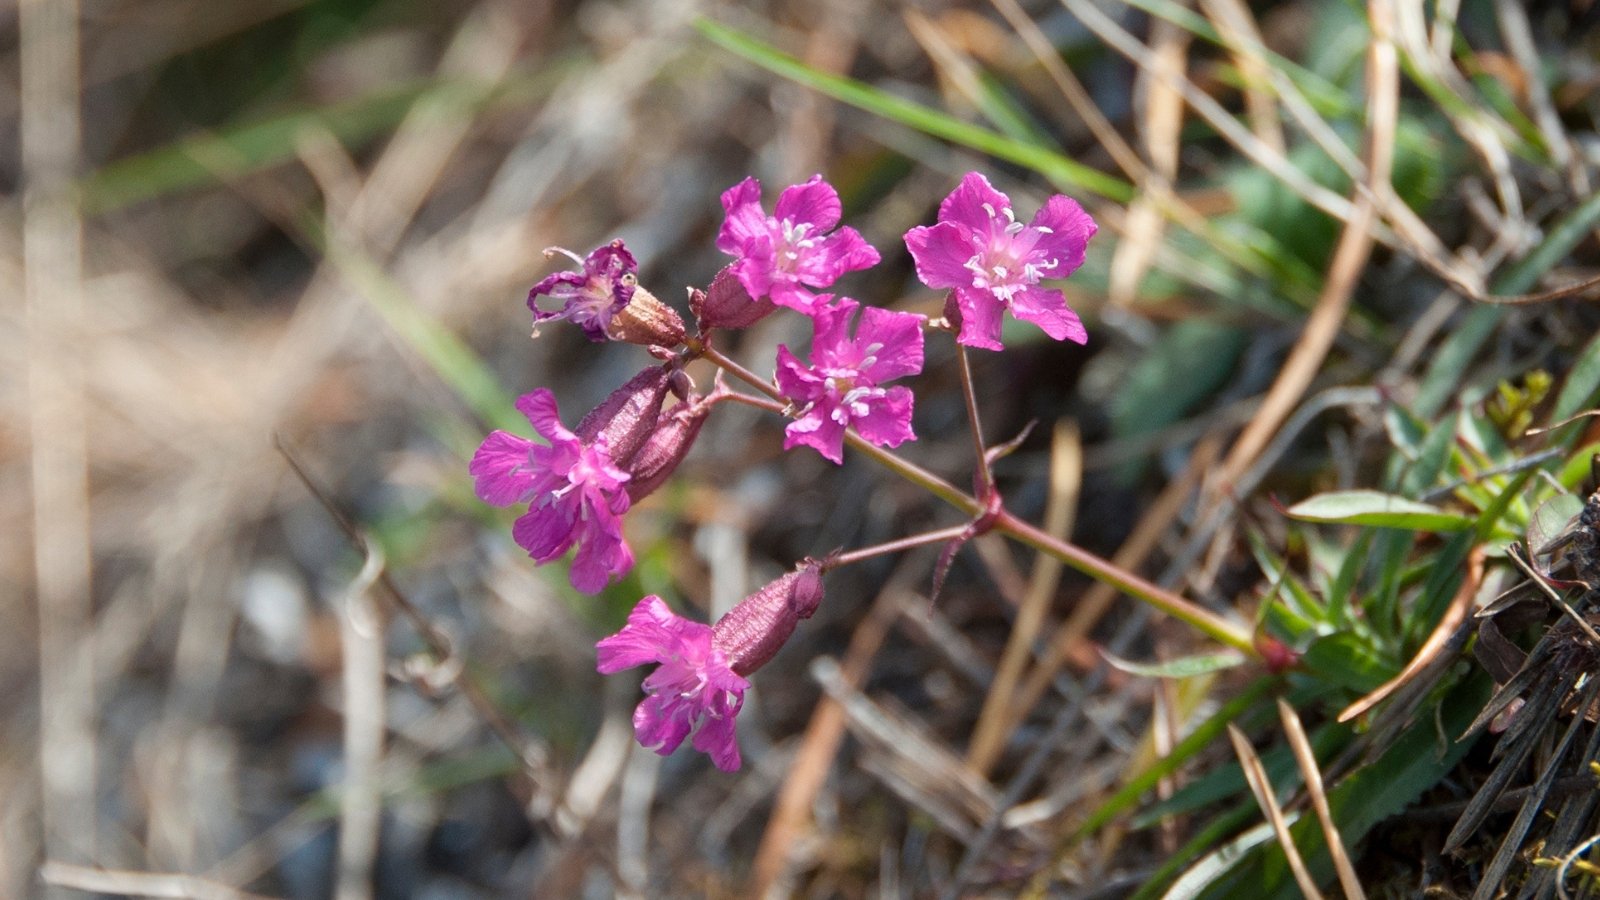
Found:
1550,331 -> 1600,448
1286,490 -> 1475,531
695,18 -> 1133,203
1101,650 -> 1246,680
1301,631 -> 1396,693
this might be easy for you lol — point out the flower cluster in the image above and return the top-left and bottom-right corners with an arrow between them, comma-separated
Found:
474,171 -> 1096,768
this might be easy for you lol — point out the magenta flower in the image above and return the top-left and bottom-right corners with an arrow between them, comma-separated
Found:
596,564 -> 824,771
527,240 -> 637,342
596,596 -> 749,771
470,389 -> 634,593
904,172 -> 1096,350
775,297 -> 924,464
716,175 -> 881,314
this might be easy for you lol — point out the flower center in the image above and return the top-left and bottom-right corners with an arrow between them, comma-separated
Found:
773,217 -> 818,271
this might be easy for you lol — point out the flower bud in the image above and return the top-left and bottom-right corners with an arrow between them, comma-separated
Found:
607,284 -> 687,349
691,265 -> 777,331
711,561 -> 825,676
624,396 -> 711,503
574,365 -> 673,468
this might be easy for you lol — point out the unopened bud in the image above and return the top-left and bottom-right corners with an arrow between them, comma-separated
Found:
692,265 -> 776,331
574,365 -> 673,467
607,285 -> 687,349
625,397 -> 711,502
711,561 -> 825,676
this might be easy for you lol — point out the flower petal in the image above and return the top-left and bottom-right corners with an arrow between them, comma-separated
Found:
514,389 -> 576,445
716,177 -> 768,254
1009,285 -> 1088,345
469,431 -> 538,506
953,286 -> 1006,351
1027,194 -> 1097,278
938,171 -> 1011,237
568,518 -> 634,593
854,307 -> 925,383
773,175 -> 842,232
904,222 -> 979,290
511,502 -> 578,563
849,385 -> 916,449
596,595 -> 692,672
774,345 -> 826,406
796,227 -> 879,286
784,410 -> 847,464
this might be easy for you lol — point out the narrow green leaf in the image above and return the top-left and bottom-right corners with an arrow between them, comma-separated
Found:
1071,677 -> 1276,843
1101,650 -> 1246,680
1286,490 -> 1475,531
1550,331 -> 1600,448
81,67 -> 566,214
695,18 -> 1134,203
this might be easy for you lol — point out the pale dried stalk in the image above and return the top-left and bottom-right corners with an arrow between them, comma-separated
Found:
22,0 -> 96,880
1210,0 -> 1398,492
1107,13 -> 1186,308
748,573 -> 909,897
335,541 -> 388,900
967,421 -> 1082,775
1009,436 -> 1218,730
1228,724 -> 1325,900
1278,699 -> 1366,900
1198,0 -> 1284,153
41,862 -> 276,900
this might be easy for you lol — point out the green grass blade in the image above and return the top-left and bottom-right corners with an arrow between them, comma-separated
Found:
695,18 -> 1134,203
81,65 -> 569,214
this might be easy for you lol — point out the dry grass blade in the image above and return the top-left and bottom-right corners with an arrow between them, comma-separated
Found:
1198,0 -> 1284,153
40,862 -> 278,900
1063,0 -> 1376,239
21,0 -> 96,877
1008,436 -> 1218,734
335,539 -> 387,900
1227,723 -> 1325,900
1106,12 -> 1186,308
748,571 -> 910,896
967,420 -> 1081,775
1278,699 -> 1365,900
1210,0 -> 1398,493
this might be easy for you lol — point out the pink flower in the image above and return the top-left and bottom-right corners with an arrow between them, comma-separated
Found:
775,297 -> 924,464
904,172 -> 1096,350
716,175 -> 881,315
596,565 -> 824,771
596,596 -> 749,771
470,389 -> 634,593
527,240 -> 637,342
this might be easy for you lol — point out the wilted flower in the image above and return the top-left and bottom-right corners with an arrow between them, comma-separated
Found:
716,175 -> 880,315
470,389 -> 635,594
904,172 -> 1095,350
776,298 -> 924,464
596,563 -> 825,771
528,240 -> 638,342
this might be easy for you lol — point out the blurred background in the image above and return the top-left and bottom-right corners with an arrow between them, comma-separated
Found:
7,0 -> 1600,896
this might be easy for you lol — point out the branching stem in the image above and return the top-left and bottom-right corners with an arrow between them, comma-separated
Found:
693,340 -> 1259,658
